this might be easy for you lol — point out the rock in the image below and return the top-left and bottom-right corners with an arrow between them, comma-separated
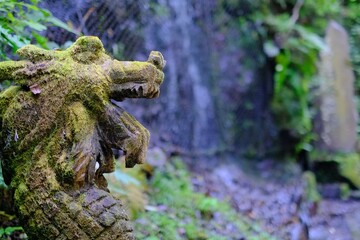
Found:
146,147 -> 167,168
318,21 -> 358,152
319,184 -> 341,199
291,222 -> 308,240
345,207 -> 360,240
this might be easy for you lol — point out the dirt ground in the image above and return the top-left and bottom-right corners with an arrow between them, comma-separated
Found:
188,156 -> 360,240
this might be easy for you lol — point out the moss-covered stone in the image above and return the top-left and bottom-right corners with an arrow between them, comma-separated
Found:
337,153 -> 360,188
303,171 -> 321,202
310,151 -> 360,189
0,36 -> 165,239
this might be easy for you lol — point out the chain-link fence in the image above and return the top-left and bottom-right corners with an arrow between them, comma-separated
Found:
42,0 -> 277,157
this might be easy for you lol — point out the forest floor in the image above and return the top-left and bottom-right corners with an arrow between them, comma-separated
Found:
187,155 -> 360,240
1,153 -> 360,240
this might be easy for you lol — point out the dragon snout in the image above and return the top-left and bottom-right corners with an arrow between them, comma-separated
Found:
108,51 -> 165,101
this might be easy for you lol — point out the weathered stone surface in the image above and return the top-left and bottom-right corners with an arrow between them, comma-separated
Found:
109,205 -> 129,220
75,211 -> 104,237
98,195 -> 118,208
67,201 -> 83,219
0,36 -> 165,239
318,21 -> 358,152
98,211 -> 116,226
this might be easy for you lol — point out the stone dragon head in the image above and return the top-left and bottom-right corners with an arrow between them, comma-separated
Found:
0,36 -> 165,190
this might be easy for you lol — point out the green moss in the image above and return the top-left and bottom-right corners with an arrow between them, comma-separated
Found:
310,151 -> 360,188
337,153 -> 360,188
67,102 -> 96,142
0,36 -> 165,238
69,36 -> 106,64
0,85 -> 20,105
303,171 -> 321,202
340,183 -> 351,200
0,37 -> 113,182
17,45 -> 55,62
14,182 -> 29,208
185,224 -> 208,240
0,61 -> 27,82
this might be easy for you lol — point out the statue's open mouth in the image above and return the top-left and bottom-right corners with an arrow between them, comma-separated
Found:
110,81 -> 160,101
108,52 -> 165,101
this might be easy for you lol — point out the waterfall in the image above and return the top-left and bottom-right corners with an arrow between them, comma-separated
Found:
144,0 -> 219,151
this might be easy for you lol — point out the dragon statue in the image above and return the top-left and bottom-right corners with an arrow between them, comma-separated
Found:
0,36 -> 165,239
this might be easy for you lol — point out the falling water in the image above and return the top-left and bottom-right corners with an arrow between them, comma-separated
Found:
144,0 -> 219,151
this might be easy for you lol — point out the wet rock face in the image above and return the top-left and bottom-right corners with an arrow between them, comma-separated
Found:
0,36 -> 165,239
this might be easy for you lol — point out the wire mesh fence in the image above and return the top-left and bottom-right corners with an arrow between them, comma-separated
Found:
41,0 -> 277,157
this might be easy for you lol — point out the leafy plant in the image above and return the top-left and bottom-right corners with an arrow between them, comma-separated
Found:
0,0 -> 77,92
106,159 -> 149,218
213,0 -> 338,154
0,163 -> 5,188
343,1 -> 360,118
0,226 -> 24,239
0,0 -> 76,60
251,1 -> 344,153
303,171 -> 321,202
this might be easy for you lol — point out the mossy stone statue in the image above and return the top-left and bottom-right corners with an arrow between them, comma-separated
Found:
0,36 -> 165,239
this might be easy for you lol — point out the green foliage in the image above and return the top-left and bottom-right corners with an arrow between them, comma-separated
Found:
135,157 -> 276,240
0,211 -> 26,238
262,1 -> 360,153
0,163 -> 5,188
214,0 -> 340,153
336,153 -> 360,188
0,226 -> 24,239
340,183 -> 351,200
310,151 -> 360,189
241,0 -> 360,154
303,171 -> 321,202
254,1 -> 342,153
106,161 -> 149,218
225,1 -> 360,155
215,1 -> 360,155
0,0 -> 76,60
0,0 -> 76,92
343,1 -> 360,116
